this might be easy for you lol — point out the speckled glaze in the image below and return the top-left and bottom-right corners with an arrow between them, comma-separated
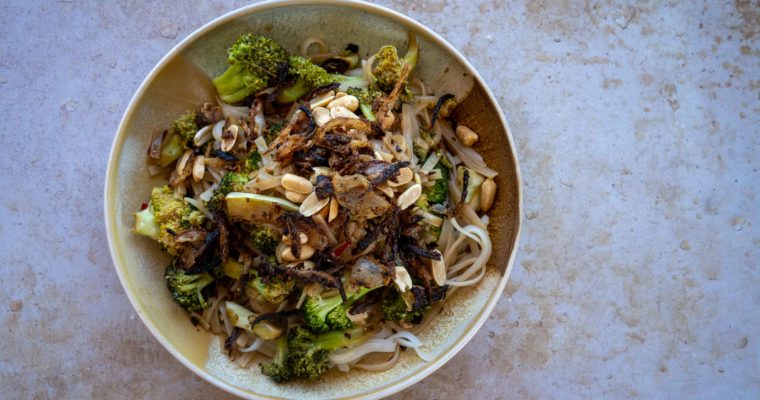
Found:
104,1 -> 521,399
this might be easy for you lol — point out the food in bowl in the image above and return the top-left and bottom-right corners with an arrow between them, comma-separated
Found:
132,31 -> 498,383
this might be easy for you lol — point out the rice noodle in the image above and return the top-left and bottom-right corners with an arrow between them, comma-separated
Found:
239,338 -> 264,353
351,347 -> 401,372
401,104 -> 419,166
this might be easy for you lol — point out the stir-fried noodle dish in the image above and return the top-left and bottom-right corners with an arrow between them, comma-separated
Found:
133,32 -> 498,382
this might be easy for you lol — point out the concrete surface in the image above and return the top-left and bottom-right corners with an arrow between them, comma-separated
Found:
1,0 -> 758,398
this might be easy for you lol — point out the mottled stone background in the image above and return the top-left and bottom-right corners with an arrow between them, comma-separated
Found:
1,0 -> 758,399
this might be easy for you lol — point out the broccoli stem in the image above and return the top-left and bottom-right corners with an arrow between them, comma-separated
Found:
213,63 -> 261,103
358,103 -> 376,121
159,134 -> 184,167
277,79 -> 311,104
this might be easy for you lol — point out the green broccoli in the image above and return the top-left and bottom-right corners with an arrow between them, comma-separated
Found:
246,270 -> 295,304
277,56 -> 367,103
212,34 -> 289,103
265,122 -> 283,144
302,285 -> 377,332
208,172 -> 249,212
286,327 -> 368,380
248,225 -> 280,255
165,263 -> 214,312
346,87 -> 384,121
134,186 -> 205,254
225,301 -> 283,340
422,151 -> 452,205
244,150 -> 262,172
371,32 -> 418,93
261,335 -> 291,382
158,111 -> 199,167
382,290 -> 423,323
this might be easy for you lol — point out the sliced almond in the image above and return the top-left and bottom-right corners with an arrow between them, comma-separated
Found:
282,232 -> 308,245
309,91 -> 335,108
176,149 -> 193,174
299,192 -> 330,217
192,155 -> 205,182
376,183 -> 394,198
396,183 -> 422,210
281,173 -> 314,194
387,167 -> 413,187
221,124 -> 238,152
394,266 -> 413,292
431,250 -> 446,286
328,197 -> 339,222
285,190 -> 308,203
281,244 -> 315,262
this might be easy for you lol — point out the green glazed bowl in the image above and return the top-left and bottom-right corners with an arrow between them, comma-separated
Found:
104,1 -> 522,398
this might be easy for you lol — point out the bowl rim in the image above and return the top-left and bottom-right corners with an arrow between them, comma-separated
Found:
104,0 -> 523,398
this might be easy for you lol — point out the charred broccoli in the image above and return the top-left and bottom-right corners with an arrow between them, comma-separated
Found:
165,263 -> 214,312
159,111 -> 199,167
382,290 -> 423,324
208,172 -> 249,212
371,32 -> 418,93
244,150 -> 262,172
423,151 -> 452,204
286,327 -> 368,380
246,270 -> 295,304
248,225 -> 280,255
277,55 -> 366,103
212,34 -> 289,103
346,87 -> 384,121
302,286 -> 377,332
134,186 -> 205,254
261,335 -> 291,382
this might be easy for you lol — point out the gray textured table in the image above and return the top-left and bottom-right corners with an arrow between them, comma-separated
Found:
1,1 -> 758,398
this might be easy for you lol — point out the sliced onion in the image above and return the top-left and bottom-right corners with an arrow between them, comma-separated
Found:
420,151 -> 440,174
184,197 -> 213,220
439,121 -> 497,178
238,338 -> 264,353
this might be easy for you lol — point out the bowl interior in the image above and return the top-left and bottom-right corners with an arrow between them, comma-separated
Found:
106,2 -> 521,399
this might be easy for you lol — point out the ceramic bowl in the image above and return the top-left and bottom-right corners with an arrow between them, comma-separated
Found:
104,1 -> 522,398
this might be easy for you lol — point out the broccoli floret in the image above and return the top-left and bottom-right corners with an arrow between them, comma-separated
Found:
286,327 -> 368,380
261,335 -> 291,382
372,33 -> 418,93
248,225 -> 280,255
346,87 -> 384,121
212,34 -> 289,104
135,186 -> 205,254
382,290 -> 423,324
302,286 -> 377,332
244,150 -> 262,172
208,172 -> 249,212
158,111 -> 199,167
277,56 -> 367,103
165,263 -> 214,312
265,122 -> 283,144
422,152 -> 451,205
225,301 -> 283,340
247,270 -> 295,304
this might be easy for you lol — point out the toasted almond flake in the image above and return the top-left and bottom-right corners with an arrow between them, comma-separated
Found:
299,192 -> 330,217
376,183 -> 394,198
309,91 -> 335,108
285,190 -> 308,203
281,244 -> 315,262
282,173 -> 314,194
387,167 -> 413,187
330,106 -> 359,120
282,232 -> 308,245
328,197 -> 339,222
176,150 -> 193,174
192,155 -> 205,182
221,124 -> 238,152
397,183 -> 422,210
193,125 -> 212,146
394,266 -> 413,292
431,250 -> 446,286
